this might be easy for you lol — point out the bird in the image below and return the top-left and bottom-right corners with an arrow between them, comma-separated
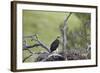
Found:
50,36 -> 60,53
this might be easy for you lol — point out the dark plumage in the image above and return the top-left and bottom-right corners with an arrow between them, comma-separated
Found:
50,36 -> 60,53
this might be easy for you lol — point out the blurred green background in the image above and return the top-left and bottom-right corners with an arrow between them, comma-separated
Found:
23,10 -> 91,62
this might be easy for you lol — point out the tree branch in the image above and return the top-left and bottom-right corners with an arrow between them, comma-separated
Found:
64,12 -> 72,27
23,54 -> 32,62
23,34 -> 50,52
59,13 -> 72,54
23,44 -> 41,49
41,53 -> 65,61
23,34 -> 50,62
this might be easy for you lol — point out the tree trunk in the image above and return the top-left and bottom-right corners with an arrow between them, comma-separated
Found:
60,13 -> 72,58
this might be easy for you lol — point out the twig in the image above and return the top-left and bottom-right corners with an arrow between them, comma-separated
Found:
63,12 -> 72,27
30,34 -> 50,52
23,44 -> 40,49
23,34 -> 50,52
23,54 -> 32,62
36,39 -> 50,52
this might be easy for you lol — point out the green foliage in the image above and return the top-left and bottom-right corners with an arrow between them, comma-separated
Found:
74,13 -> 91,23
67,13 -> 91,49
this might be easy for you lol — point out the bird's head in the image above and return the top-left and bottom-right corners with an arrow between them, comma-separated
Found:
56,36 -> 60,39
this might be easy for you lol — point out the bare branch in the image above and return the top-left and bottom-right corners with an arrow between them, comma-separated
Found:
36,39 -> 50,52
23,34 -> 50,52
23,34 -> 50,62
59,13 -> 72,54
41,53 -> 65,61
63,12 -> 72,27
23,44 -> 40,49
23,54 -> 32,62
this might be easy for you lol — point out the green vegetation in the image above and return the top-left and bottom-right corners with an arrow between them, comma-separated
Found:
23,10 -> 91,62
